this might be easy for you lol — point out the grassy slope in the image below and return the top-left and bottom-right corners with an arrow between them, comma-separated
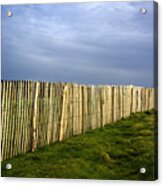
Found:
1,110 -> 157,180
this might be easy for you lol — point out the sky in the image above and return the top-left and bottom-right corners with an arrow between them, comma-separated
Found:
1,1 -> 155,87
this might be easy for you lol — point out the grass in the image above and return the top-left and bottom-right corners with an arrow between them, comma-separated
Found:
1,110 -> 158,180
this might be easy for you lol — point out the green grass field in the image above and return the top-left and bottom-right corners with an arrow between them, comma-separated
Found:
1,110 -> 158,180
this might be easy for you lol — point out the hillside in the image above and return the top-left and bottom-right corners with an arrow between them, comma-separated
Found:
1,110 -> 157,180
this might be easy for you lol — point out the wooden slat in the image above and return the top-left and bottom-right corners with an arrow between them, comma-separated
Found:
31,82 -> 39,152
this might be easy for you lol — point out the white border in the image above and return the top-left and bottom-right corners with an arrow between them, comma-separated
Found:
0,0 -> 162,186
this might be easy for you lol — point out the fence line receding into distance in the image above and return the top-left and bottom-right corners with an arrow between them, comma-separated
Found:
1,81 -> 156,160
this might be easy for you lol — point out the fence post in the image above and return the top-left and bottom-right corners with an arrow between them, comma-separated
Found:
59,84 -> 68,141
31,82 -> 39,152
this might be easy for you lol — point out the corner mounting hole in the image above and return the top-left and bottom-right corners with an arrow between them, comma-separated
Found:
6,10 -> 13,17
140,8 -> 147,14
140,167 -> 146,174
6,163 -> 12,170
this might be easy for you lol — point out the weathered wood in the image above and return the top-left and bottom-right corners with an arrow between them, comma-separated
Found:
59,84 -> 68,141
112,86 -> 117,121
6,81 -> 12,159
31,82 -> 39,152
47,83 -> 53,144
78,85 -> 83,133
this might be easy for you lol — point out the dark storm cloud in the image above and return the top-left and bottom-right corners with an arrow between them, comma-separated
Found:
1,1 -> 154,86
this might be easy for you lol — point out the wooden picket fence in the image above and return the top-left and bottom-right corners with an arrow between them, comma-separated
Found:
1,80 -> 156,160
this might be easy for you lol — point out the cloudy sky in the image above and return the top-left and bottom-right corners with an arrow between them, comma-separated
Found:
1,1 -> 154,86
